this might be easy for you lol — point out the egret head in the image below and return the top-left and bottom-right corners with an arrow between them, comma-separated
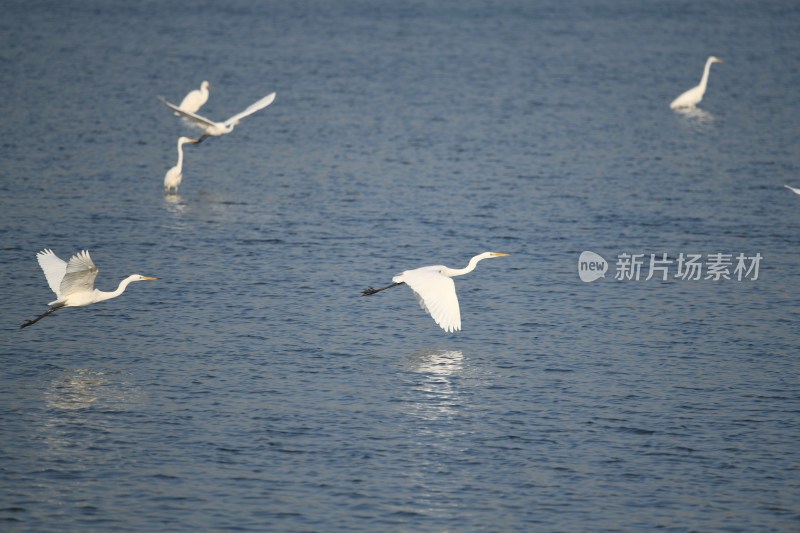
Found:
129,275 -> 157,282
202,81 -> 211,90
470,251 -> 510,265
710,56 -> 723,64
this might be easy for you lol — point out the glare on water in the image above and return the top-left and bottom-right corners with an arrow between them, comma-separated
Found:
1,0 -> 799,531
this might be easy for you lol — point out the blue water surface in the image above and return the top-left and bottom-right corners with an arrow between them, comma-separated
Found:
1,0 -> 799,531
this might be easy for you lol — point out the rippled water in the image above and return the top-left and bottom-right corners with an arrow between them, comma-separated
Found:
1,0 -> 799,531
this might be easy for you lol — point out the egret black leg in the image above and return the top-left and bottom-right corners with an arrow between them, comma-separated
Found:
20,306 -> 64,329
196,134 -> 210,144
362,282 -> 404,296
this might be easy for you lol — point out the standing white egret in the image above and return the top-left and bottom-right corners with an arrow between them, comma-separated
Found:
670,56 -> 723,109
159,92 -> 276,142
164,136 -> 200,194
178,81 -> 211,114
21,250 -> 157,329
362,252 -> 509,332
785,185 -> 800,196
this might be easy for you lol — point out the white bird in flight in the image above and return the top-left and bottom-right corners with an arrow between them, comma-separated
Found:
785,185 -> 800,196
362,252 -> 509,332
159,92 -> 276,142
670,56 -> 723,110
21,249 -> 157,329
177,81 -> 211,114
164,136 -> 200,194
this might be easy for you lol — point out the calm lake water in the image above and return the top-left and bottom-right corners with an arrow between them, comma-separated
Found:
1,0 -> 799,531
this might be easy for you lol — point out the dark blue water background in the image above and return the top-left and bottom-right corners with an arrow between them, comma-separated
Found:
1,1 -> 799,531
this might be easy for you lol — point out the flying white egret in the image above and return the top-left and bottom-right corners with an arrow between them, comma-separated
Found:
21,250 -> 157,329
670,56 -> 723,110
362,252 -> 509,332
159,92 -> 276,142
164,136 -> 200,194
785,185 -> 800,196
177,81 -> 211,114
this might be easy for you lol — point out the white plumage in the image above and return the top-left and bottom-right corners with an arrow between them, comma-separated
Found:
21,249 -> 157,328
393,266 -> 462,333
160,91 -> 276,140
363,252 -> 509,333
178,81 -> 211,114
164,136 -> 200,193
670,56 -> 723,110
37,248 -> 70,298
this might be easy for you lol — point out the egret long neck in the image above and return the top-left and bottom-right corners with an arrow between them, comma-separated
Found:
699,58 -> 714,92
176,140 -> 186,168
444,255 -> 485,277
94,277 -> 134,303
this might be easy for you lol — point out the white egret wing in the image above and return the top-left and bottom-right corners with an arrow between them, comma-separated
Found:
159,97 -> 218,129
670,86 -> 701,109
224,92 -> 276,125
785,185 -> 800,196
59,250 -> 99,297
36,249 -> 67,297
394,267 -> 462,333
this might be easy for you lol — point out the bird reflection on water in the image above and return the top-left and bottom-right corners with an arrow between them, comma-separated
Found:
400,349 -> 465,422
407,349 -> 464,376
44,368 -> 108,410
163,192 -> 188,215
41,369 -> 136,463
674,106 -> 714,124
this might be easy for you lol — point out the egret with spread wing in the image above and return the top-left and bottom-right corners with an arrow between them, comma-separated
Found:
159,92 -> 276,142
178,81 -> 211,114
670,56 -> 723,110
164,136 -> 200,194
362,252 -> 509,333
21,249 -> 157,329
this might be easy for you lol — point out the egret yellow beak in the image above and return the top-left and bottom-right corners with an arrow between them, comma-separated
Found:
492,253 -> 510,257
143,276 -> 158,281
